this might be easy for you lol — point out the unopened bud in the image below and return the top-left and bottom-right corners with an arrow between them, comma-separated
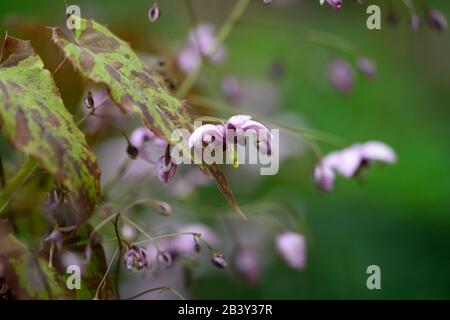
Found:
126,144 -> 139,160
211,252 -> 227,269
148,3 -> 161,23
154,201 -> 172,216
427,9 -> 448,33
84,91 -> 95,109
157,252 -> 172,267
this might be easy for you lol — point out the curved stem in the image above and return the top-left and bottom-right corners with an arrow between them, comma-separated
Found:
176,0 -> 251,98
0,158 -> 38,217
124,286 -> 186,300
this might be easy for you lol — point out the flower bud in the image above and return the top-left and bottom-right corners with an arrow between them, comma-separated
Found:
211,252 -> 227,269
356,56 -> 376,79
276,232 -> 306,270
157,251 -> 172,268
153,201 -> 172,216
126,144 -> 139,160
148,3 -> 161,23
84,91 -> 94,109
427,9 -> 448,33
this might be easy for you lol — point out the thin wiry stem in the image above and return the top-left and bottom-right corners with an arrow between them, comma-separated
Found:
176,0 -> 251,98
0,158 -> 38,217
94,249 -> 118,300
124,286 -> 186,300
52,56 -> 68,76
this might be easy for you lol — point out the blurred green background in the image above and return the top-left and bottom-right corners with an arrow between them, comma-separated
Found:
1,0 -> 450,299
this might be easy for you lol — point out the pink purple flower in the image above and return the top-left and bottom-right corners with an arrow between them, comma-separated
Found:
314,141 -> 397,192
276,232 -> 307,270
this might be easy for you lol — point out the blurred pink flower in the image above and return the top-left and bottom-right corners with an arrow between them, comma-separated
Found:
221,76 -> 242,103
314,141 -> 397,191
234,248 -> 262,284
178,24 -> 226,74
130,127 -> 167,163
276,232 -> 307,270
328,58 -> 354,94
356,56 -> 377,79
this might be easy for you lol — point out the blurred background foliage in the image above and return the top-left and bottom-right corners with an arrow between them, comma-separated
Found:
1,0 -> 450,299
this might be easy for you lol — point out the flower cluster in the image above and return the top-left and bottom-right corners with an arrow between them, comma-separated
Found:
124,245 -> 151,271
314,141 -> 397,192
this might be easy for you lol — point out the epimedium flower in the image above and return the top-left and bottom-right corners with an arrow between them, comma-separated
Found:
178,24 -> 226,74
188,115 -> 273,166
276,232 -> 307,270
314,141 -> 397,192
124,245 -> 151,271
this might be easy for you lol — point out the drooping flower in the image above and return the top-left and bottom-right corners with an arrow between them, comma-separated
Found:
314,141 -> 397,192
156,154 -> 177,184
178,24 -> 226,74
188,115 -> 273,162
328,58 -> 354,94
130,127 -> 168,164
276,232 -> 307,270
234,248 -> 262,284
124,245 -> 151,270
44,229 -> 64,250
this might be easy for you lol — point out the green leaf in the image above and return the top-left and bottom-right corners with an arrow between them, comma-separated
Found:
0,35 -> 100,223
0,219 -> 74,299
51,17 -> 243,217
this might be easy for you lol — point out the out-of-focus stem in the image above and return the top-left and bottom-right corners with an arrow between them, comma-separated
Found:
0,158 -> 38,217
176,0 -> 251,99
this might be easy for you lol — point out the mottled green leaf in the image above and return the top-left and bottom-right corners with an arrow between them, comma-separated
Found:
0,35 -> 100,223
0,219 -> 74,299
51,17 -> 243,217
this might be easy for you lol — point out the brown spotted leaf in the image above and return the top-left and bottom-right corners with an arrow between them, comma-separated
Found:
0,35 -> 100,224
0,219 -> 74,299
51,17 -> 243,217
